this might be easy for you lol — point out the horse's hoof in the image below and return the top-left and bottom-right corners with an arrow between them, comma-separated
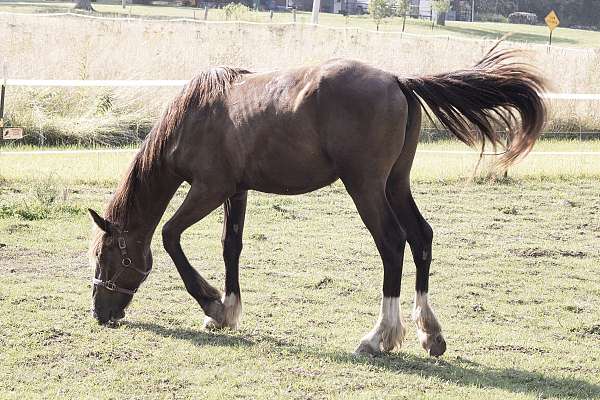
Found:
203,300 -> 225,328
203,315 -> 223,330
353,341 -> 380,357
428,334 -> 447,357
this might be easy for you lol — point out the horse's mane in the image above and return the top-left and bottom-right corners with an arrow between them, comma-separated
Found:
102,67 -> 250,227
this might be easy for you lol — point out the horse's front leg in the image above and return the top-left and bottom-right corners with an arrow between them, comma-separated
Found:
162,184 -> 232,324
205,191 -> 247,330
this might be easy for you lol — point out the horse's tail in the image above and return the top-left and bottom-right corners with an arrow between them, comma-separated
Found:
396,48 -> 547,167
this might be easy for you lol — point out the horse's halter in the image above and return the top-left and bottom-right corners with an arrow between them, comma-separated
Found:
92,229 -> 150,296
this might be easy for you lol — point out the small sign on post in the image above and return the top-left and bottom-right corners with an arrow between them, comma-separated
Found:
3,127 -> 23,140
545,10 -> 560,46
1,77 -> 24,140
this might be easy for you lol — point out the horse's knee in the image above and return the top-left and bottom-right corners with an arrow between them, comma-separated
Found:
162,223 -> 180,253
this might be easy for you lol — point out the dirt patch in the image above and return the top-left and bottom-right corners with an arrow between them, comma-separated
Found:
571,325 -> 600,338
484,344 -> 548,354
5,223 -> 31,233
314,276 -> 334,289
0,245 -> 83,274
509,247 -> 588,258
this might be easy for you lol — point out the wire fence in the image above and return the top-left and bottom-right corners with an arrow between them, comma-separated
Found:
2,79 -> 600,146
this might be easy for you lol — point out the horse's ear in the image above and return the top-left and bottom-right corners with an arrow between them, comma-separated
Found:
88,209 -> 112,233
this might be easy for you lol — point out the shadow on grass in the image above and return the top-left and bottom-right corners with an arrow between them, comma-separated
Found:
123,321 -> 256,348
343,352 -> 600,399
129,320 -> 599,399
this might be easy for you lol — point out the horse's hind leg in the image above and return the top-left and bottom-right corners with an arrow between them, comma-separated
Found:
162,184 -> 232,325
343,179 -> 408,356
205,191 -> 247,330
386,173 -> 446,357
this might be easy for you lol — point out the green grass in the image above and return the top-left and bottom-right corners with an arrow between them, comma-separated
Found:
2,140 -> 600,184
0,0 -> 599,48
0,157 -> 599,398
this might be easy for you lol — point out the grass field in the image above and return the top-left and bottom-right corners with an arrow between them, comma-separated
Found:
2,140 -> 600,183
1,144 -> 599,398
1,0 -> 599,48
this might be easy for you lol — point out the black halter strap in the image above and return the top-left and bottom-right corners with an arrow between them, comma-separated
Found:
92,229 -> 150,295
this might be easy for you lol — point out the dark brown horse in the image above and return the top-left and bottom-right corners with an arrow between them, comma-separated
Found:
88,48 -> 546,357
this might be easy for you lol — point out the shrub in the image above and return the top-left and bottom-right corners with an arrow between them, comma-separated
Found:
477,13 -> 508,23
369,0 -> 391,30
223,3 -> 250,21
508,12 -> 538,25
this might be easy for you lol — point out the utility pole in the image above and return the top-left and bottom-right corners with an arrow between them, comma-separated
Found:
471,0 -> 475,22
311,0 -> 320,24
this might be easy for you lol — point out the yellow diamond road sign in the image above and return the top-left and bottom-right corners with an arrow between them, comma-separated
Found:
545,10 -> 560,31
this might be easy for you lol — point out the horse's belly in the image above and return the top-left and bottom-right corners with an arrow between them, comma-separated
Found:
241,142 -> 338,195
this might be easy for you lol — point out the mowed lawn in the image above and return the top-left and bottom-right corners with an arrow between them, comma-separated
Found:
0,0 -> 598,48
0,145 -> 599,398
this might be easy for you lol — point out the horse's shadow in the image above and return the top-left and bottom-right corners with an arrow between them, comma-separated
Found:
126,321 -> 599,399
123,321 -> 256,347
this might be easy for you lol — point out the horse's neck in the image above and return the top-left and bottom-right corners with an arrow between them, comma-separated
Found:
123,167 -> 182,243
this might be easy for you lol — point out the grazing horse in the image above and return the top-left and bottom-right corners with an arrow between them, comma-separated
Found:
88,48 -> 546,357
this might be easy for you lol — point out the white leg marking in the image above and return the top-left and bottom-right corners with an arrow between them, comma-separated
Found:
355,296 -> 406,355
413,291 -> 446,356
204,293 -> 242,330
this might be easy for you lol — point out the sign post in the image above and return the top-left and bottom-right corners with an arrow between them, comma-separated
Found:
0,63 -> 24,141
544,10 -> 560,46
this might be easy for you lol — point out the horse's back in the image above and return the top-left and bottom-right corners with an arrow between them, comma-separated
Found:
182,60 -> 409,194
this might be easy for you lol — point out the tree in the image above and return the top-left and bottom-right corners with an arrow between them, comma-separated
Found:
432,0 -> 451,25
73,0 -> 94,11
223,2 -> 250,20
394,0 -> 409,32
369,0 -> 390,31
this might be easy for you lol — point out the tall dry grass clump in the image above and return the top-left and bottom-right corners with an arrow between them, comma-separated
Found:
0,14 -> 599,145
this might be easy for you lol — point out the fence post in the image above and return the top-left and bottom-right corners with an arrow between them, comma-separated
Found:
311,0 -> 320,24
0,83 -> 5,130
204,4 -> 208,20
503,134 -> 511,179
0,62 -> 5,130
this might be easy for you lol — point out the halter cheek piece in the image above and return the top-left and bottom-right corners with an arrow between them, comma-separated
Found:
92,229 -> 151,296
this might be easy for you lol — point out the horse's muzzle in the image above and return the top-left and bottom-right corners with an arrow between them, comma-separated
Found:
92,308 -> 125,325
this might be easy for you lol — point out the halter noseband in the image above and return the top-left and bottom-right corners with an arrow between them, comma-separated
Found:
92,229 -> 150,296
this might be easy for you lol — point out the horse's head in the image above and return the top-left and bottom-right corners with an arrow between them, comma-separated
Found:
88,209 -> 152,324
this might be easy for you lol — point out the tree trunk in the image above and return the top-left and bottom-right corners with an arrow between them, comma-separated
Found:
74,0 -> 94,10
436,11 -> 446,25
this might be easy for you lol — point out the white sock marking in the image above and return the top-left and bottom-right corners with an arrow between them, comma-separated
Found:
359,296 -> 406,353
